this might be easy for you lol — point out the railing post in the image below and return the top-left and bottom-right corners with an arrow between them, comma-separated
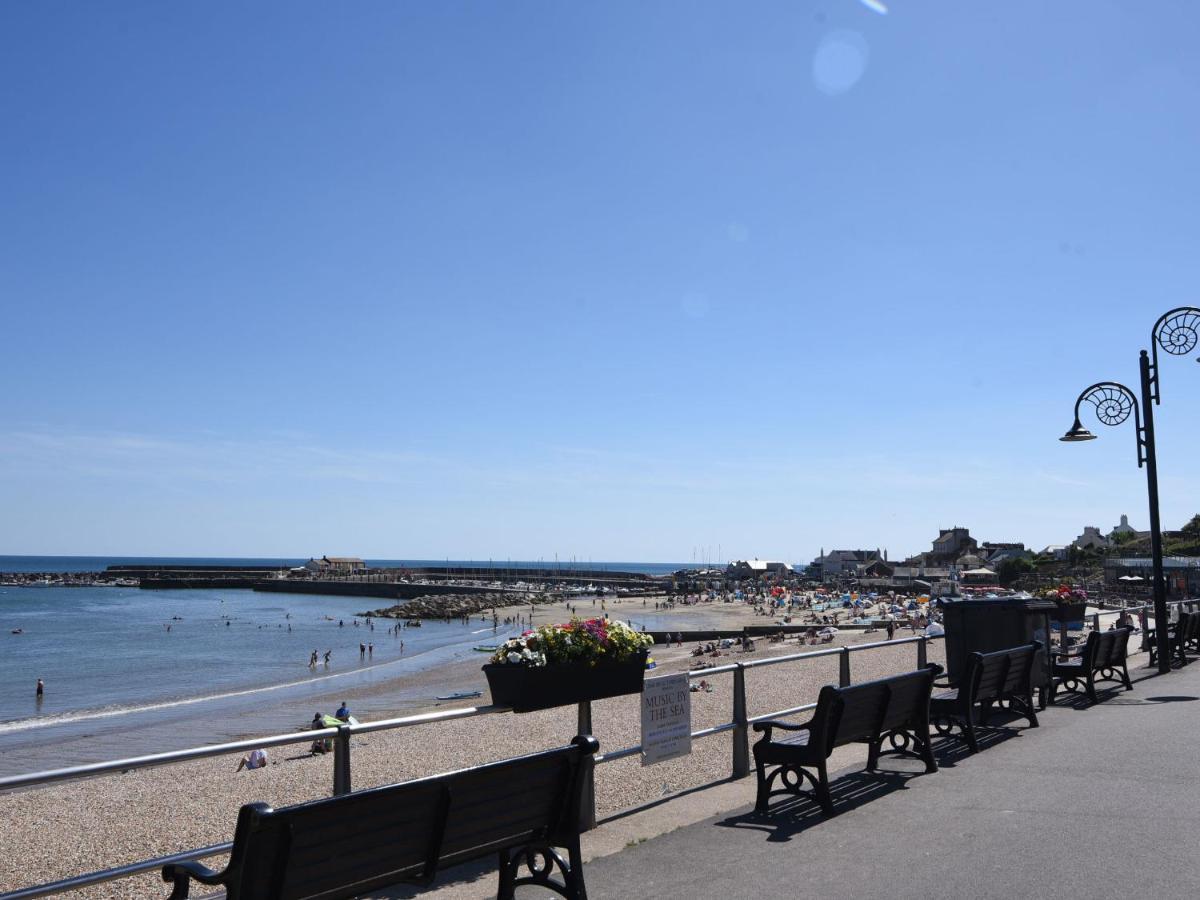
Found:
577,700 -> 596,831
917,635 -> 927,669
1091,612 -> 1101,632
839,647 -> 851,687
332,726 -> 352,796
732,663 -> 749,779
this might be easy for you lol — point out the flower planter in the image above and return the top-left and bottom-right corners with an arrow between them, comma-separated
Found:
1049,603 -> 1086,625
483,651 -> 649,713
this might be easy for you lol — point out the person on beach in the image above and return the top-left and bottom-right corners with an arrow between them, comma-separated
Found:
310,714 -> 331,753
335,701 -> 350,721
323,650 -> 331,665
36,678 -> 44,698
236,747 -> 268,772
368,643 -> 373,658
359,643 -> 366,660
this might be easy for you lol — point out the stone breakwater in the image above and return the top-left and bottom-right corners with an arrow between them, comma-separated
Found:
360,592 -> 545,620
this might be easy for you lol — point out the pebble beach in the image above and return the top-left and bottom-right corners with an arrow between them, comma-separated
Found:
0,598 -> 947,899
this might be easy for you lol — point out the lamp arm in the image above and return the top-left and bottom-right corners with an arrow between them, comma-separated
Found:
1150,306 -> 1200,405
1072,381 -> 1144,468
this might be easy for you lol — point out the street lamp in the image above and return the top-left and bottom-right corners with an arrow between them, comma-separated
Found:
1060,307 -> 1200,676
1060,380 -> 1169,672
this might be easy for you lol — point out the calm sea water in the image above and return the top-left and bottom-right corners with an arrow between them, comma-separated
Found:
0,556 -> 687,576
0,575 -> 687,774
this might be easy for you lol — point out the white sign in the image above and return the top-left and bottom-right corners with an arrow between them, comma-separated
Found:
640,673 -> 692,766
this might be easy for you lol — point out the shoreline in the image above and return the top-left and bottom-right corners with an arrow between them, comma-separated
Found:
0,620 -> 949,899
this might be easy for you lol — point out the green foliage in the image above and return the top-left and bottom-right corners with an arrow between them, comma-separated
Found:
1182,514 -> 1200,537
996,557 -> 1034,586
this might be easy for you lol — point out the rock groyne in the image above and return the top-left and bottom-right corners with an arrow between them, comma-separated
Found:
360,592 -> 546,620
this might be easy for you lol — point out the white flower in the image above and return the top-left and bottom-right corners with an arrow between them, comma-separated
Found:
507,652 -> 522,664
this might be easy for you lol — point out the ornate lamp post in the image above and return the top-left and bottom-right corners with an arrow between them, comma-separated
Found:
1060,381 -> 1168,672
1060,308 -> 1199,675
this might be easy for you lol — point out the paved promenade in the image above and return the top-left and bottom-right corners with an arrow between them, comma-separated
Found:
583,660 -> 1200,899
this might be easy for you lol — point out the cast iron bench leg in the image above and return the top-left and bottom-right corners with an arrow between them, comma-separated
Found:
815,760 -> 834,815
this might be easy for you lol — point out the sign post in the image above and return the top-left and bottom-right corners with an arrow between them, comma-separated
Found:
640,673 -> 692,766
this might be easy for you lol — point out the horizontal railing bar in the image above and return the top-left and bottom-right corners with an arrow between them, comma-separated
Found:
847,635 -> 926,652
686,662 -> 740,677
594,720 -> 735,765
350,704 -> 508,735
0,728 -> 335,792
750,702 -> 818,724
691,722 -> 736,740
594,745 -> 641,764
0,841 -> 232,900
740,645 -> 844,668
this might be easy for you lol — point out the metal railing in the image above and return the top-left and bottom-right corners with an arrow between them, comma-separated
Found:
8,624 -> 1162,900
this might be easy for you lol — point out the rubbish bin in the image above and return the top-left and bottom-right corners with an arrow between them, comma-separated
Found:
939,597 -> 1056,706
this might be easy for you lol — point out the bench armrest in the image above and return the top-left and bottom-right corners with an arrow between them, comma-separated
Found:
162,860 -> 228,899
752,715 -> 814,739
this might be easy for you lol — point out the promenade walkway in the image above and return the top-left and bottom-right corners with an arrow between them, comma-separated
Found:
582,660 -> 1200,899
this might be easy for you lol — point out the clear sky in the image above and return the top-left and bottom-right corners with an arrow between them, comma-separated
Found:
2,1 -> 1199,563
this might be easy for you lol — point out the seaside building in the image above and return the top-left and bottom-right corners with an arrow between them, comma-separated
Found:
1108,514 -> 1148,542
809,549 -> 883,579
928,527 -> 977,564
1072,526 -> 1110,551
980,542 -> 1030,566
303,556 -> 367,575
725,559 -> 793,580
1104,556 -> 1200,596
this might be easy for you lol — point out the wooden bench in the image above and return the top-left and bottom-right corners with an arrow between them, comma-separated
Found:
930,642 -> 1040,753
752,667 -> 937,815
1052,627 -> 1133,704
162,735 -> 599,900
1148,611 -> 1199,669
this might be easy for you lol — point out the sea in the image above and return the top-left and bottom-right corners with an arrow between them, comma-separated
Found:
0,556 -> 691,776
0,556 -> 686,576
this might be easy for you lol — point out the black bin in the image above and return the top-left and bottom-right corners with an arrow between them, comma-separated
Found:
939,597 -> 1056,700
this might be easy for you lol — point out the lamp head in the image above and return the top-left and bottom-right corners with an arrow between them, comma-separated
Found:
1060,419 -> 1097,442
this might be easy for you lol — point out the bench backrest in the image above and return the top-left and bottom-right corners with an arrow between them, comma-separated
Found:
811,668 -> 934,755
1183,612 -> 1200,644
1108,625 -> 1132,663
966,642 -> 1039,703
222,735 -> 598,900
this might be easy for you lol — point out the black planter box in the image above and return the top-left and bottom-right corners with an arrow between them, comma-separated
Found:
483,650 -> 648,713
1048,602 -> 1086,624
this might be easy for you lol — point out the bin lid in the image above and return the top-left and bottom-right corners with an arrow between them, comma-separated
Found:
940,597 -> 1057,611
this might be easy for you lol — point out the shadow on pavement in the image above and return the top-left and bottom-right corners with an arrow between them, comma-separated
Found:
715,769 -> 925,844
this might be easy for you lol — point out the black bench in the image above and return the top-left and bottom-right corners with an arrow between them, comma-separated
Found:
162,734 -> 599,900
752,667 -> 937,815
1052,627 -> 1133,704
930,642 -> 1040,753
1148,611 -> 1199,669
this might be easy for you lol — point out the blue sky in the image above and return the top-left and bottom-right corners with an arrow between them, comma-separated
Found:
2,1 -> 1199,562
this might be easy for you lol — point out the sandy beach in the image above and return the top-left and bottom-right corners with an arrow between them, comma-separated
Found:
0,594 -> 946,899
